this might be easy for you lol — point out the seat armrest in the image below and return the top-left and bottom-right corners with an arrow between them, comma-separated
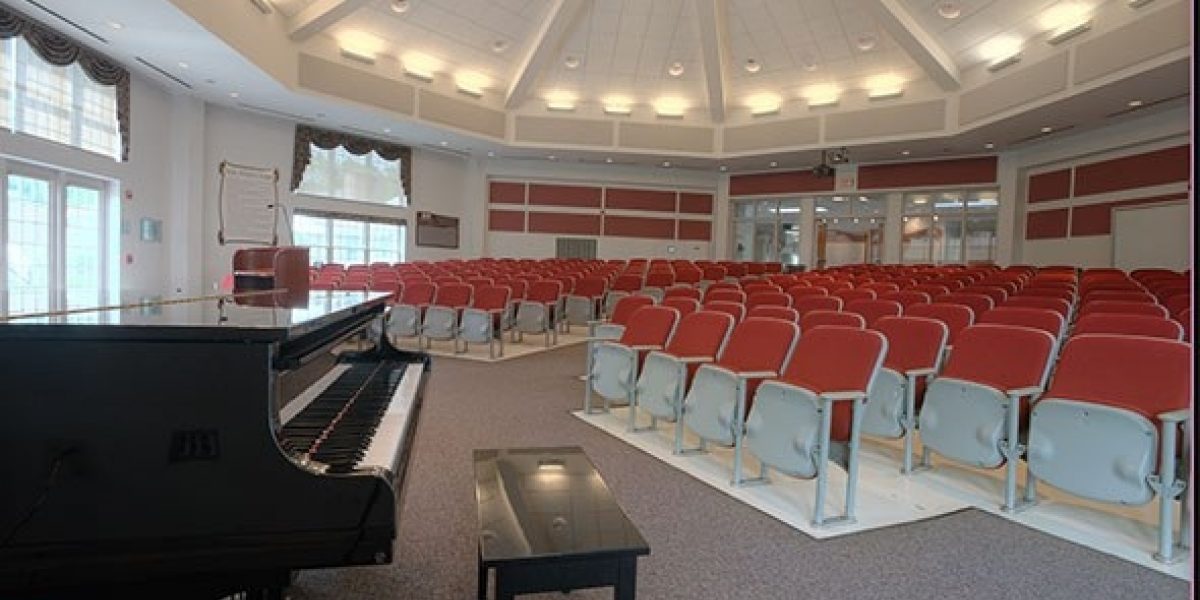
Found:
735,370 -> 777,379
677,356 -> 714,364
586,319 -> 609,326
904,367 -> 938,378
1158,409 -> 1191,424
819,390 -> 867,402
1005,386 -> 1043,398
629,344 -> 663,351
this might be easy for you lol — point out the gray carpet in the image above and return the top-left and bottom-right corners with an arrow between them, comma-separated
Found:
290,345 -> 1190,599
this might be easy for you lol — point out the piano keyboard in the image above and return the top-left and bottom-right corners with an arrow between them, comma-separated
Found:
279,360 -> 421,474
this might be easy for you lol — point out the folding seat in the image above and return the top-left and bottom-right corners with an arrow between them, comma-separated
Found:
420,282 -> 473,347
1179,308 -> 1191,341
845,299 -> 903,327
918,324 -> 1056,511
1149,281 -> 1190,300
933,292 -> 994,321
515,280 -> 564,346
767,274 -> 798,288
564,276 -> 608,330
369,276 -> 401,297
503,279 -> 528,328
787,285 -> 829,304
591,295 -> 655,340
385,282 -> 437,342
1082,290 -> 1156,304
675,267 -> 703,287
761,262 -> 783,274
700,265 -> 728,288
1027,334 -> 1191,562
904,302 -> 974,347
747,305 -> 800,323
833,288 -> 877,305
747,291 -> 792,310
743,326 -> 887,523
724,262 -> 749,279
748,263 -> 768,275
604,273 -> 644,315
1161,293 -> 1189,318
679,318 -> 800,484
792,295 -> 843,322
821,281 -> 854,293
742,282 -> 780,296
664,286 -> 702,301
458,285 -> 513,358
1016,287 -> 1077,305
861,316 -> 948,473
800,310 -> 865,332
979,307 -> 1066,352
909,283 -> 951,298
860,282 -> 900,295
1070,312 -> 1183,340
961,285 -> 1008,305
433,275 -> 462,285
704,288 -> 747,304
586,306 -> 680,414
632,310 -> 735,439
1001,296 -> 1071,320
880,290 -> 931,309
1131,268 -> 1180,285
642,271 -> 676,302
1079,300 -> 1169,318
662,297 -> 701,317
703,300 -> 746,323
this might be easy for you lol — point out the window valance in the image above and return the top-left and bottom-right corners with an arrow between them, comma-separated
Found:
291,125 -> 412,198
0,5 -> 131,161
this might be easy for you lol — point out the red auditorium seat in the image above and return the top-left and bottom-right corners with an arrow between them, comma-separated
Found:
747,305 -> 800,323
801,310 -> 865,332
705,288 -> 747,304
933,292 -> 994,320
919,324 -> 1056,511
587,306 -> 681,413
591,295 -> 655,340
515,279 -> 565,346
860,282 -> 900,295
1070,313 -> 1184,341
833,289 -> 876,304
905,302 -> 974,347
564,276 -> 608,329
458,285 -> 513,358
1001,296 -> 1071,319
703,300 -> 747,323
1027,334 -> 1192,563
792,295 -> 843,321
386,281 -> 437,341
786,285 -> 829,304
880,290 -> 931,308
747,291 -> 791,310
662,297 -> 701,317
679,317 -> 800,483
1079,300 -> 1169,318
420,282 -> 473,346
845,299 -> 903,327
743,326 -> 887,524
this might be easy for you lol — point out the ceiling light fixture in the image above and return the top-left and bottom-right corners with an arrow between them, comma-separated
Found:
769,161 -> 779,168
178,61 -> 189,69
1047,19 -> 1093,44
491,39 -> 509,53
603,95 -> 633,115
667,61 -> 685,77
936,1 -> 962,19
718,165 -> 728,172
865,74 -> 904,99
1127,0 -> 1155,7
605,157 -> 614,163
439,140 -> 448,146
662,161 -> 672,168
981,35 -> 1023,71
107,21 -> 124,30
546,90 -> 577,111
654,96 -> 687,118
340,46 -> 377,64
854,33 -> 878,51
487,151 -> 495,157
455,70 -> 490,97
564,55 -> 581,69
744,58 -> 762,73
383,127 -> 391,133
1041,3 -> 1092,44
746,92 -> 781,116
390,0 -> 411,14
984,142 -> 995,149
1041,126 -> 1053,133
1127,99 -> 1144,108
801,56 -> 819,71
402,52 -> 441,81
547,155 -> 557,161
803,83 -> 840,107
229,91 -> 240,99
901,150 -> 911,155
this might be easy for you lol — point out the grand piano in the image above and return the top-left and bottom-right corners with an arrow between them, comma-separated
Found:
0,288 -> 428,598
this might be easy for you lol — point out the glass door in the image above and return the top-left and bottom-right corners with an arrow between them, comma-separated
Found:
731,198 -> 801,266
813,195 -> 886,268
5,170 -> 53,316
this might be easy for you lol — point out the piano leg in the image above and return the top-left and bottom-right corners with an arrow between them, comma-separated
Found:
477,553 -> 488,600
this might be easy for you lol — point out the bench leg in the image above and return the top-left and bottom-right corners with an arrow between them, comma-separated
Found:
477,557 -> 487,600
615,556 -> 637,600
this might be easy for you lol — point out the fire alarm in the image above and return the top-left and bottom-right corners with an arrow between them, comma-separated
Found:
124,189 -> 133,201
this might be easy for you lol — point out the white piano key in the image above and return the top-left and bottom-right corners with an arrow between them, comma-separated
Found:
358,363 -> 424,473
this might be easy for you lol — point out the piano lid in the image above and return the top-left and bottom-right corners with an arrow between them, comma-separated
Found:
0,289 -> 391,343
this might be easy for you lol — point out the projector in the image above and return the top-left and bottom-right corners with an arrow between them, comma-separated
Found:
812,163 -> 835,178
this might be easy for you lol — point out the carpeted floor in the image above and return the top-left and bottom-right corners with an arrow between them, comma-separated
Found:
289,345 -> 1190,600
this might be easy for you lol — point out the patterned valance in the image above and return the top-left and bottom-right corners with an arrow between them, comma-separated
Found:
0,4 -> 131,161
291,125 -> 413,198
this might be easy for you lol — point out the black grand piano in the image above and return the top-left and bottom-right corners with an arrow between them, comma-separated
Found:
0,289 -> 428,598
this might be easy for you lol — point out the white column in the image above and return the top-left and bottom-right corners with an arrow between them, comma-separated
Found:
797,196 -> 816,270
166,94 -> 206,294
883,192 -> 903,264
712,173 -> 731,259
995,152 -> 1021,266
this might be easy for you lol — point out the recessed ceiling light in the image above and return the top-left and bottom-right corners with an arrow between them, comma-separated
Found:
1127,0 -> 1155,7
546,90 -> 577,111
486,151 -> 495,157
854,33 -> 878,51
936,1 -> 962,19
718,165 -> 728,172
654,96 -> 687,118
340,46 -> 377,64
662,161 -> 672,168
801,56 -> 819,71
564,55 -> 581,69
744,58 -> 762,73
901,150 -> 911,155
547,155 -> 557,161
402,52 -> 441,81
803,83 -> 840,107
107,21 -> 123,30
746,92 -> 781,116
178,61 -> 189,69
491,39 -> 509,53
229,91 -> 239,98
913,197 -> 928,204
865,74 -> 904,99
390,0 -> 411,14
1127,99 -> 1144,107
667,61 -> 685,77
1040,3 -> 1090,36
984,142 -> 995,149
605,157 -> 613,163
1047,19 -> 1093,45
981,35 -> 1023,71
769,161 -> 779,168
383,127 -> 392,133
1040,126 -> 1053,133
455,70 -> 490,97
439,140 -> 449,146
603,95 -> 633,115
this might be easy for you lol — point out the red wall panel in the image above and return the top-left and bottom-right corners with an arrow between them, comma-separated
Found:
1028,169 -> 1072,203
604,216 -> 676,239
527,184 -> 603,208
606,188 -> 677,212
489,181 -> 526,204
1069,194 -> 1190,237
858,157 -> 998,190
1025,209 -> 1070,240
729,171 -> 836,196
677,220 -> 713,241
488,210 -> 525,232
679,192 -> 714,214
1072,145 -> 1190,197
527,212 -> 601,235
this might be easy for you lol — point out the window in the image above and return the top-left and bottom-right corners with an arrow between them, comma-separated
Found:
296,145 -> 406,206
731,198 -> 802,266
814,195 -> 887,267
1,157 -> 115,318
292,211 -> 405,266
0,37 -> 120,160
902,189 -> 999,264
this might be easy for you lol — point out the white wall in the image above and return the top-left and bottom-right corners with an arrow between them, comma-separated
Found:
482,159 -> 720,260
1002,104 -> 1191,267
